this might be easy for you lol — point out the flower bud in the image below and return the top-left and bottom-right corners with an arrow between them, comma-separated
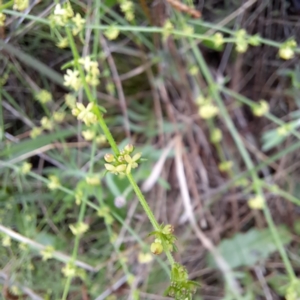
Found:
150,242 -> 163,255
124,144 -> 134,153
104,153 -> 115,163
162,224 -> 174,235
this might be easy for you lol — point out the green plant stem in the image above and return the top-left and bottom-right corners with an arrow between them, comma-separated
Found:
65,21 -> 175,270
126,173 -> 159,230
193,46 -> 296,281
62,140 -> 97,300
127,173 -> 175,265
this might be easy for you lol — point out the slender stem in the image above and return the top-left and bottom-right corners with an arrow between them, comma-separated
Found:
126,173 -> 160,230
127,173 -> 174,265
62,142 -> 97,299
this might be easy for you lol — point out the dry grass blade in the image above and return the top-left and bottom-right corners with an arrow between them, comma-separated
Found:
174,136 -> 242,295
142,138 -> 176,192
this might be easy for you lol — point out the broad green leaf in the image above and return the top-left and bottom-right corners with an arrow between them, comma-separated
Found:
207,226 -> 292,269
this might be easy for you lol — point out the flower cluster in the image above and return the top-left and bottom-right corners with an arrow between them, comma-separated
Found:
97,206 -> 114,225
248,195 -> 265,210
210,128 -> 222,144
149,224 -> 176,255
35,90 -> 52,104
40,245 -> 55,261
252,100 -> 269,117
119,0 -> 135,22
286,279 -> 300,300
104,144 -> 142,175
47,175 -> 61,190
50,2 -> 85,39
279,39 -> 297,60
72,102 -> 98,126
212,32 -> 224,48
69,222 -> 89,236
79,56 -> 100,87
218,160 -> 233,172
62,262 -> 86,280
2,235 -> 11,247
50,2 -> 74,27
234,29 -> 261,53
277,124 -> 292,136
104,25 -> 120,40
86,174 -> 100,186
0,13 -> 6,26
14,0 -> 29,11
164,263 -> 198,300
30,111 -> 66,138
196,95 -> 219,119
64,69 -> 82,91
162,20 -> 174,40
20,162 -> 32,174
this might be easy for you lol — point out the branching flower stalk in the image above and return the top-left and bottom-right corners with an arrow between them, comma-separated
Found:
56,3 -> 195,299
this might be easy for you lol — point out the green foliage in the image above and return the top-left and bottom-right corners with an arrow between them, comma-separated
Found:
207,227 -> 292,269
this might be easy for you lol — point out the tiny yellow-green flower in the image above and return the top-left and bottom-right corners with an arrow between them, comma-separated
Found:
40,245 -> 55,261
150,242 -> 163,255
62,262 -> 76,277
105,163 -> 127,175
0,13 -> 6,26
53,112 -> 66,123
248,195 -> 265,210
82,129 -> 95,141
65,93 -> 76,108
35,90 -> 52,104
210,128 -> 222,143
20,162 -> 32,174
162,19 -> 174,40
96,135 -> 107,145
213,32 -> 224,48
64,69 -> 82,91
47,175 -> 60,190
104,25 -> 120,40
13,0 -> 29,11
218,161 -> 233,172
138,252 -> 153,264
124,152 -> 141,174
162,224 -> 174,235
72,102 -> 97,126
40,116 -> 54,130
124,144 -> 134,153
104,153 -> 115,163
2,235 -> 11,247
56,37 -> 69,49
69,222 -> 89,236
30,127 -> 43,139
277,124 -> 291,136
252,100 -> 269,117
86,175 -> 100,186
199,104 -> 219,119
72,13 -> 85,35
279,40 -> 297,60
